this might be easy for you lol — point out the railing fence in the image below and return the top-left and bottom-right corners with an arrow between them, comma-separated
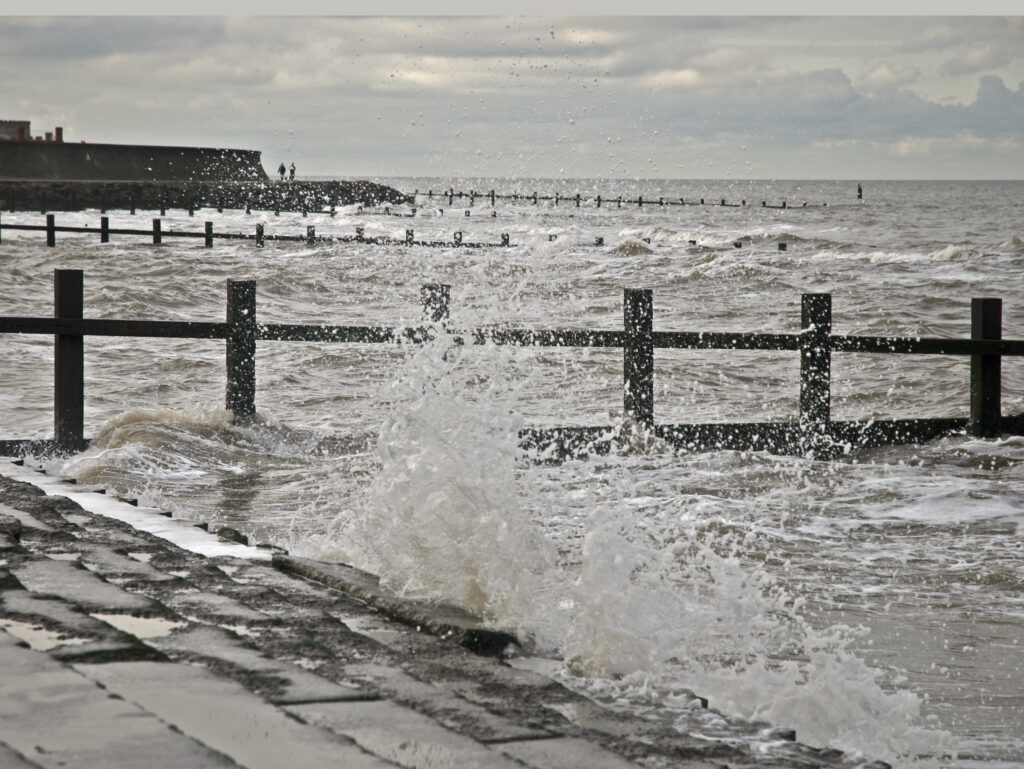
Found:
1,269 -> 1021,460
0,214 -> 512,250
410,189 -> 829,210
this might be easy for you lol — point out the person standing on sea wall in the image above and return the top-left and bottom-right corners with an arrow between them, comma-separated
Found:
289,162 -> 296,181
278,162 -> 286,181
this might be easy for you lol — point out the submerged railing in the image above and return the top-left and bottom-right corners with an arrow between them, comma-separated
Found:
1,269 -> 1021,459
410,188 -> 829,210
0,214 -> 511,249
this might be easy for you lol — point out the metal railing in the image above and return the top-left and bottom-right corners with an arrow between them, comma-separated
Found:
0,214 -> 512,249
1,269 -> 1020,460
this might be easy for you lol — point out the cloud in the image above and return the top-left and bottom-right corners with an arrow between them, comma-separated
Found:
691,46 -> 760,74
2,16 -> 1022,179
0,17 -> 223,59
942,45 -> 1012,75
961,75 -> 1024,135
901,23 -> 959,52
889,136 -> 935,157
641,68 -> 701,91
858,63 -> 921,92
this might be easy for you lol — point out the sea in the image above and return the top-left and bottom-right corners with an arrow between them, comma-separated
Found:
1,178 -> 1023,768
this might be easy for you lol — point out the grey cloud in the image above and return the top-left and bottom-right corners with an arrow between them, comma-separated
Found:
942,45 -> 1013,76
960,75 -> 1024,135
644,67 -> 1022,147
2,15 -> 1021,180
900,22 -> 960,52
857,63 -> 922,92
0,17 -> 225,60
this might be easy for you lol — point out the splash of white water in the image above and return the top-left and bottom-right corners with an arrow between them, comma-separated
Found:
344,326 -> 953,767
561,501 -> 951,764
342,327 -> 561,641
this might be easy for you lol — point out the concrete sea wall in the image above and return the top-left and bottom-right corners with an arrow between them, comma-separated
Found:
0,140 -> 267,182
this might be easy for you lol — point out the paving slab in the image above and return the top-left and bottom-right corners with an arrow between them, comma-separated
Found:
70,543 -> 181,583
147,624 -> 372,704
0,512 -> 23,550
0,584 -> 166,663
9,558 -> 155,612
0,502 -> 54,532
74,660 -> 395,769
275,554 -> 519,656
0,631 -> 236,769
496,736 -> 649,769
0,741 -> 45,769
1,589 -> 119,638
287,698 -> 529,769
342,661 -> 554,743
164,587 -> 275,621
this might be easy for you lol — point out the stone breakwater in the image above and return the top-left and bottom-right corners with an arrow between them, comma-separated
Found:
0,466 -> 888,769
0,179 -> 412,215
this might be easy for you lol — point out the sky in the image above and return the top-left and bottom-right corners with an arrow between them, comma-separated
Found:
3,9 -> 1024,180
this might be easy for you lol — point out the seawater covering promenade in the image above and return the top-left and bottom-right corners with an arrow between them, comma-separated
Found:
0,464 -> 882,769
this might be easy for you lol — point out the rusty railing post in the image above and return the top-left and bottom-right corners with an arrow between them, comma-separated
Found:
800,293 -> 832,427
421,283 -> 451,325
225,279 -> 257,423
971,297 -> 1002,438
623,288 -> 654,430
54,269 -> 84,453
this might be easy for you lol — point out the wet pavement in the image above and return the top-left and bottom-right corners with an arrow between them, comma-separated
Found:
0,460 -> 885,769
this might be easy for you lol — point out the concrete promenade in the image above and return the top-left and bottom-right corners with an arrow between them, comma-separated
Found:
0,462 -> 884,769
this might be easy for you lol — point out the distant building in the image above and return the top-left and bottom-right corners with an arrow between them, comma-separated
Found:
0,120 -> 33,141
0,121 -> 66,143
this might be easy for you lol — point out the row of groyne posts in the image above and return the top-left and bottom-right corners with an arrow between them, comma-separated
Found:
0,213 -> 513,250
410,189 -> 826,209
1,269 -> 1021,460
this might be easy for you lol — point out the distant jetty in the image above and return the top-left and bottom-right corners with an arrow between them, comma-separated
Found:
0,120 -> 410,213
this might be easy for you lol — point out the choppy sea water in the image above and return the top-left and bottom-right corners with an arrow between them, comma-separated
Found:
2,178 -> 1023,767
